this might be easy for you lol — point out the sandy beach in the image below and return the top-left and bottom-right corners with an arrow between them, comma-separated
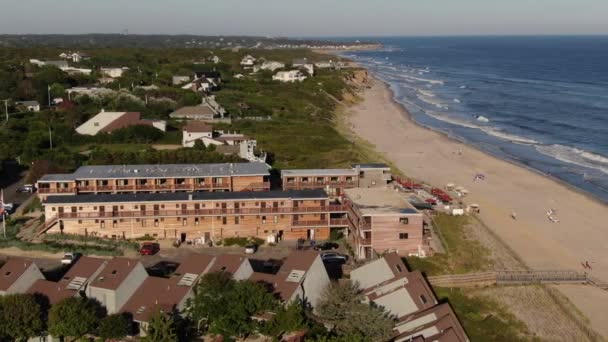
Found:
347,75 -> 608,337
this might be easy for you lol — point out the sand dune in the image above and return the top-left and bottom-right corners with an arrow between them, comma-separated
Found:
347,76 -> 608,336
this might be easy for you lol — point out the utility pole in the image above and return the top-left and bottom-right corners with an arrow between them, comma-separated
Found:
47,85 -> 51,107
3,100 -> 8,122
49,126 -> 53,150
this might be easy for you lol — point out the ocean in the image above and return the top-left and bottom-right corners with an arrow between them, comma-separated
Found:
340,36 -> 608,203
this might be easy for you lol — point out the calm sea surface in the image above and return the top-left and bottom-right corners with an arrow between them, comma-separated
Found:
341,36 -> 608,202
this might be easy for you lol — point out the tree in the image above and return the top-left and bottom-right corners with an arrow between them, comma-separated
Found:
260,299 -> 309,338
142,309 -> 177,342
187,272 -> 279,338
316,282 -> 395,342
48,297 -> 103,341
0,293 -> 44,341
98,313 -> 131,340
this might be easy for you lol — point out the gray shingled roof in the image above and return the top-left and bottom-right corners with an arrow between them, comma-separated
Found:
43,189 -> 328,204
281,169 -> 358,177
39,163 -> 269,182
38,174 -> 76,182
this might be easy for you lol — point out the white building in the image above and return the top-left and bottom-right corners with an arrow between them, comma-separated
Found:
240,55 -> 257,67
16,101 -> 40,112
101,67 -> 129,78
254,61 -> 285,72
293,58 -> 315,75
273,70 -> 307,83
182,122 -> 266,162
210,55 -> 221,64
172,75 -> 191,85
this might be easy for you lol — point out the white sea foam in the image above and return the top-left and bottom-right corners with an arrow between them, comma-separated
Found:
398,74 -> 445,85
417,94 -> 449,110
536,145 -> 608,174
459,85 -> 467,89
424,112 -> 539,145
453,98 -> 461,103
418,89 -> 435,97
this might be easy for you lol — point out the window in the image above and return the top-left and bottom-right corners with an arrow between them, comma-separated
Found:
195,218 -> 200,225
52,207 -> 56,211
222,217 -> 227,225
79,207 -> 83,210
154,219 -> 159,227
134,205 -> 139,209
182,219 -> 187,226
235,217 -> 240,224
400,217 -> 409,224
78,220 -> 82,224
112,220 -> 117,228
93,206 -> 97,210
262,216 -> 267,224
399,233 -> 409,240
420,294 -> 428,304
120,205 -> 124,209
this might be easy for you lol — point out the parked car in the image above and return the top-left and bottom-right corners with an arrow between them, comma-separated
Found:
313,242 -> 339,251
61,252 -> 81,265
1,203 -> 14,214
321,252 -> 348,264
244,244 -> 257,254
140,242 -> 160,256
16,184 -> 35,193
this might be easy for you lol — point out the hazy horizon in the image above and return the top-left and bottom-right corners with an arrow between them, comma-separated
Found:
1,0 -> 607,37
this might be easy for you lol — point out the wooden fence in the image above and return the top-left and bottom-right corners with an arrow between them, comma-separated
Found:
428,270 -> 590,288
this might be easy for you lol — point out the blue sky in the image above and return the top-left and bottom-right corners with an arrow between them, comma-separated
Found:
1,0 -> 607,36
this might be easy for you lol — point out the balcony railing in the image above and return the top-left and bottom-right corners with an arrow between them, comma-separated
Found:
174,184 -> 193,190
54,205 -> 346,220
38,188 -> 75,194
115,185 -> 135,191
329,218 -> 349,226
246,182 -> 270,189
96,185 -> 113,191
292,220 -> 328,227
283,181 -> 357,189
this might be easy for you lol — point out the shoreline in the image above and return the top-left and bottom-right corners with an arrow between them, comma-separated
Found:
378,75 -> 608,208
344,69 -> 608,338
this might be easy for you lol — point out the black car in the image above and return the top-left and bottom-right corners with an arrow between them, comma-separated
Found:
313,242 -> 339,251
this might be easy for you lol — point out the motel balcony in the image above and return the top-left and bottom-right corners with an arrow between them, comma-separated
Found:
292,220 -> 328,227
37,188 -> 76,194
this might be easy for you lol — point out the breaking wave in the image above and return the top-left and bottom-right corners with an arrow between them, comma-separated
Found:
536,145 -> 608,174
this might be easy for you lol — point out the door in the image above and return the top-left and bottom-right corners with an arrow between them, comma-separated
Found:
181,203 -> 187,214
221,203 -> 227,213
112,205 -> 118,215
99,206 -> 105,217
180,233 -> 187,243
307,229 -> 315,240
153,204 -> 159,215
140,205 -> 146,216
234,202 -> 240,214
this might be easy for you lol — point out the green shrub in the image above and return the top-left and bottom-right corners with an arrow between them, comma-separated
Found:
222,236 -> 265,247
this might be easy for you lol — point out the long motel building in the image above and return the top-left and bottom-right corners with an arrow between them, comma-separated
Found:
37,162 -> 427,258
36,162 -> 271,200
40,190 -> 348,243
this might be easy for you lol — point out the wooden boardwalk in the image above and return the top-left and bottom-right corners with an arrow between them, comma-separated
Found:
428,270 -> 591,288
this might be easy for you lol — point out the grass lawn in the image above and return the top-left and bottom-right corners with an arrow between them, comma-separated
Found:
435,287 -> 537,342
406,213 -> 492,276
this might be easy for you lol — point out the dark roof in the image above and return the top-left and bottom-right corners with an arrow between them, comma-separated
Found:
183,121 -> 213,133
90,258 -> 141,290
39,162 -> 269,182
351,163 -> 390,169
120,276 -> 190,322
195,71 -> 221,79
0,258 -> 37,291
206,254 -> 249,274
44,189 -> 328,205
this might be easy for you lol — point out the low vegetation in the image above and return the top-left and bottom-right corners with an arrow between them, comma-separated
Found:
434,287 -> 536,342
407,213 -> 492,276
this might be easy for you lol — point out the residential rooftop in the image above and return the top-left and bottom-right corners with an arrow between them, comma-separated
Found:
38,162 -> 270,182
43,189 -> 329,205
90,257 -> 140,290
344,188 -> 419,215
0,258 -> 35,291
352,163 -> 390,170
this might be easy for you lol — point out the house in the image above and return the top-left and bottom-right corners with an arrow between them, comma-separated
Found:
181,121 -> 214,146
169,105 -> 216,120
254,61 -> 285,72
36,162 -> 271,198
120,254 -> 215,334
343,188 -> 425,259
273,70 -> 307,83
351,254 -> 469,342
39,189 -> 342,243
210,55 -> 221,64
66,86 -> 113,97
0,258 -> 44,295
61,67 -> 93,75
292,58 -> 315,75
85,258 -> 148,314
60,52 -> 90,63
101,67 -> 129,78
26,256 -> 107,304
16,100 -> 40,112
181,122 -> 266,162
240,55 -> 257,67
75,110 -> 166,136
172,75 -> 191,85
352,163 -> 392,188
29,59 -> 69,68
249,250 -> 330,309
194,71 -> 221,85
315,61 -> 334,69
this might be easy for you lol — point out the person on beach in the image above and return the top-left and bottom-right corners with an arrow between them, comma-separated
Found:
511,212 -> 517,220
